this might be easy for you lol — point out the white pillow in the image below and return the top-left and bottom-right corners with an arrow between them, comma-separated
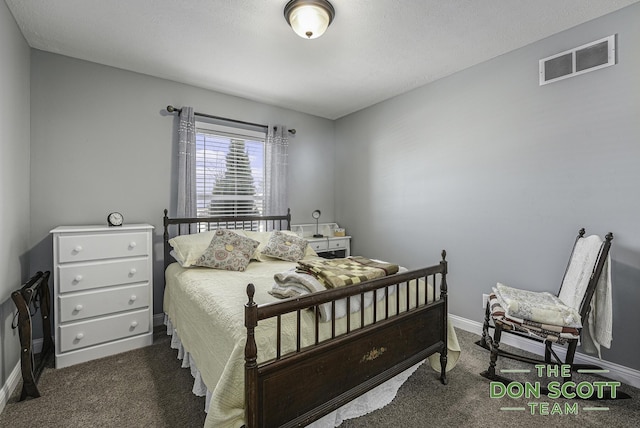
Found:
168,229 -> 247,267
169,250 -> 185,266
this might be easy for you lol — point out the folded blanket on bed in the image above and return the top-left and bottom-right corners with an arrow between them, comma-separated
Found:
270,268 -> 382,322
270,259 -> 403,322
296,256 -> 399,289
270,269 -> 326,298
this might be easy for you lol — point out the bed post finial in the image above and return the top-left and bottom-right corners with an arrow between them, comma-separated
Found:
246,283 -> 255,304
439,249 -> 449,385
245,283 -> 258,428
440,250 -> 448,275
578,228 -> 586,238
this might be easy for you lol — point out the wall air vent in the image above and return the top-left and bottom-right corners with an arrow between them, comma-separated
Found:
539,35 -> 616,85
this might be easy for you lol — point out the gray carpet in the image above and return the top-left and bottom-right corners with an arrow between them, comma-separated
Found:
1,327 -> 637,427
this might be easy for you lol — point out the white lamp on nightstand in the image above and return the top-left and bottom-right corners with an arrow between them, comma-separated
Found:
312,209 -> 323,237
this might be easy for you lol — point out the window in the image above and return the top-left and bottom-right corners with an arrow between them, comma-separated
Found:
195,122 -> 266,218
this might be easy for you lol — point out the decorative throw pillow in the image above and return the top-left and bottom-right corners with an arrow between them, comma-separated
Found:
194,229 -> 259,271
169,229 -> 248,267
244,230 -> 317,261
260,230 -> 308,262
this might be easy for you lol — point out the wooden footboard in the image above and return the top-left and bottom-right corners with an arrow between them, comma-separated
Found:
245,251 -> 448,428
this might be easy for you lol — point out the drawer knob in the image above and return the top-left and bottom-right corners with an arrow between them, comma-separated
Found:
74,275 -> 83,282
130,294 -> 137,302
75,304 -> 83,312
75,333 -> 84,340
129,268 -> 137,275
129,241 -> 137,249
74,245 -> 83,253
130,321 -> 138,328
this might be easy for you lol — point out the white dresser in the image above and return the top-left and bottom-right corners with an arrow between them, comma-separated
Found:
50,224 -> 154,368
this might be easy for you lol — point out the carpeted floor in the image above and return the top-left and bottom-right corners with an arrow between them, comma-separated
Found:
1,326 -> 637,427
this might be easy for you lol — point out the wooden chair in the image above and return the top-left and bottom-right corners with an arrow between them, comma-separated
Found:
478,228 -> 614,393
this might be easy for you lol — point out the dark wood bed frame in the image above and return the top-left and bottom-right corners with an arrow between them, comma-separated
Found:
163,209 -> 449,428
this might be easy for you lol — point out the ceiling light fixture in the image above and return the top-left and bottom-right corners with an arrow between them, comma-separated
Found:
284,0 -> 335,40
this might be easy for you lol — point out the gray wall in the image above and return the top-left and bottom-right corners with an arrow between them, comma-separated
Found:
0,1 -> 31,392
29,51 -> 336,317
335,4 -> 640,370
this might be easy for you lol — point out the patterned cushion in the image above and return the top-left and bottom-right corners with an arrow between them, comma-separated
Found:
260,230 -> 308,262
244,230 -> 317,261
489,292 -> 580,344
494,282 -> 582,327
194,229 -> 259,271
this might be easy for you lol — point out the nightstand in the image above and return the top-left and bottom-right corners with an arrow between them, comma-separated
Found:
50,224 -> 154,368
307,236 -> 351,258
292,222 -> 351,259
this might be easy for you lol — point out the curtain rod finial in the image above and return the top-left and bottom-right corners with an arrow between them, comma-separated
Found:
167,105 -> 177,113
289,129 -> 296,135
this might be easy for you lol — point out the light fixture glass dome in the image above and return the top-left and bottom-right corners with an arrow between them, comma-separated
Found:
285,0 -> 335,40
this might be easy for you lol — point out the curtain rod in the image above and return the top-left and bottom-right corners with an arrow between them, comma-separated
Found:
166,105 -> 296,135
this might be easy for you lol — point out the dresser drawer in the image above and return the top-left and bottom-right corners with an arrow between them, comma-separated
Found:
58,232 -> 149,263
327,238 -> 349,251
59,283 -> 149,323
59,309 -> 150,353
58,257 -> 149,293
309,240 -> 329,252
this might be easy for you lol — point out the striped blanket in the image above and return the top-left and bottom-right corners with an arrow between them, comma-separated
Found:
296,256 -> 399,289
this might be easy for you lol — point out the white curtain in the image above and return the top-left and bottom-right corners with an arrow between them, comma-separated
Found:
177,107 -> 196,218
264,125 -> 289,216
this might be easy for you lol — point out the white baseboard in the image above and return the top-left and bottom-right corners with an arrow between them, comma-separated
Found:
0,338 -> 44,413
0,362 -> 21,414
449,314 -> 640,389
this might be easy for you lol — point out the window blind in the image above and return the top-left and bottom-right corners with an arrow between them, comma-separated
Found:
195,123 -> 266,218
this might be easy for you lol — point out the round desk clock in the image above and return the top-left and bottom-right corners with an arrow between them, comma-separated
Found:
107,212 -> 124,227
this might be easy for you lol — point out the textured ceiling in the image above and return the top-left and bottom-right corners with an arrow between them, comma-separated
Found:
6,0 -> 639,119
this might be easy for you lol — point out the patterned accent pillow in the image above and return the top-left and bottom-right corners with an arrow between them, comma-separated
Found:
261,230 -> 308,262
194,229 -> 259,271
244,230 -> 317,261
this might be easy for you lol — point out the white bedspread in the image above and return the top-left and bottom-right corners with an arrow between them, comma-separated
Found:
163,258 -> 460,428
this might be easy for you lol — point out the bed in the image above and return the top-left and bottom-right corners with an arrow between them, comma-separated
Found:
162,210 -> 459,427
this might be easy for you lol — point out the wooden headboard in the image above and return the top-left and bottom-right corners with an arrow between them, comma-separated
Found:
162,208 -> 292,269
